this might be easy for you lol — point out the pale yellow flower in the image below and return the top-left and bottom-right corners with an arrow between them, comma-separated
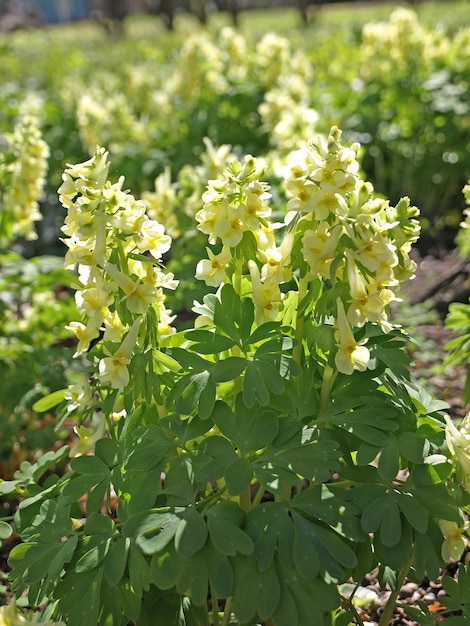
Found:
0,599 -> 63,625
248,261 -> 283,324
196,247 -> 232,287
75,286 -> 114,325
302,223 -> 343,278
70,413 -> 107,457
334,298 -> 370,375
98,317 -> 142,389
65,320 -> 100,356
439,519 -> 469,562
133,215 -> 172,259
104,262 -> 157,314
445,413 -> 470,490
103,310 -> 128,343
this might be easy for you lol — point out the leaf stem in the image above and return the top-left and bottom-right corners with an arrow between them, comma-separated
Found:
378,551 -> 414,626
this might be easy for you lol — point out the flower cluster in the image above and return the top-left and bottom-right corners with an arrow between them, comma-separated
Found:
0,115 -> 49,245
455,179 -> 470,255
60,147 -> 176,392
360,7 -> 446,81
195,127 -> 420,374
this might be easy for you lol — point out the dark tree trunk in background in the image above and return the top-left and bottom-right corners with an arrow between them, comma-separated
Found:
146,0 -> 175,30
102,0 -> 128,34
191,0 -> 208,25
215,0 -> 240,27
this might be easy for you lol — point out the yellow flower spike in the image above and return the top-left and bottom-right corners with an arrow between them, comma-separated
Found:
334,298 -> 370,375
439,519 -> 469,562
98,316 -> 143,389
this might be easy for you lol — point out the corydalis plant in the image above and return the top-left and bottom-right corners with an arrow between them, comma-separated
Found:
0,115 -> 49,246
6,128 -> 469,626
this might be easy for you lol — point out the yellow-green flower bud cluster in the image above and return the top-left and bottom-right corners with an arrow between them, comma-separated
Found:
0,115 -> 49,245
60,147 -> 176,389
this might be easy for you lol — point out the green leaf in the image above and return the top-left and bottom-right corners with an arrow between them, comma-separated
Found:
128,542 -> 151,595
0,521 -> 12,540
60,474 -> 108,505
264,438 -> 340,483
224,458 -> 253,496
206,502 -> 253,557
256,359 -> 285,395
103,537 -> 130,587
149,542 -> 185,590
70,454 -> 110,476
378,436 -> 400,481
246,321 -> 281,346
232,557 -> 280,623
245,502 -> 294,571
174,508 -> 207,559
197,436 -> 238,483
243,361 -> 269,408
32,388 -> 66,412
212,356 -> 247,382
205,541 -> 234,598
123,509 -> 182,555
361,494 -> 402,547
55,569 -> 103,626
22,499 -> 73,543
213,398 -> 279,456
323,405 -> 398,446
397,493 -> 428,533
292,515 -> 320,580
176,370 -> 212,415
75,536 -> 112,573
152,349 -> 182,373
176,550 -> 209,606
185,329 -> 236,354
197,373 -> 216,420
397,431 -> 426,463
124,426 -> 176,472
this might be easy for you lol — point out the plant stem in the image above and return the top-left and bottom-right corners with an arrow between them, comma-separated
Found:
221,597 -> 233,626
319,363 -> 336,419
211,586 -> 220,626
377,552 -> 414,626
239,485 -> 251,512
293,276 -> 308,365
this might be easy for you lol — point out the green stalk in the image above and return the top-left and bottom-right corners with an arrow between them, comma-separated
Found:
377,552 -> 414,626
221,597 -> 233,626
211,586 -> 220,626
239,485 -> 251,512
293,276 -> 308,365
318,363 -> 336,422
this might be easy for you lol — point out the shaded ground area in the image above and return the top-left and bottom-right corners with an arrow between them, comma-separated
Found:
399,248 -> 470,421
